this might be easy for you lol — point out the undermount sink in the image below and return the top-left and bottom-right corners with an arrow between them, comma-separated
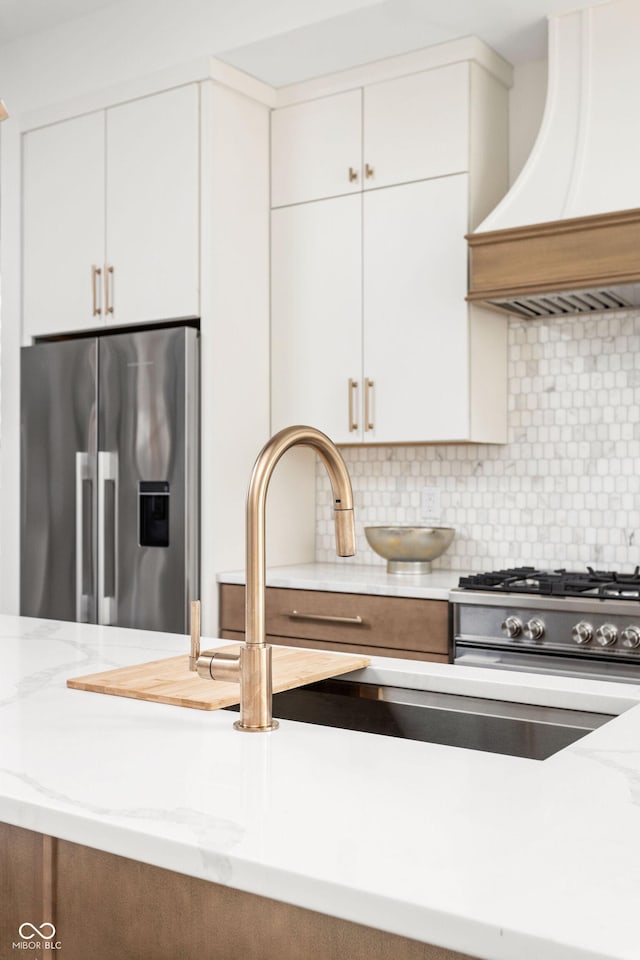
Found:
229,679 -> 613,761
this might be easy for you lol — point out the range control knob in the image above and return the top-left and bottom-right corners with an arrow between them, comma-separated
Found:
572,621 -> 593,646
620,627 -> 640,649
595,623 -> 618,647
501,616 -> 523,639
524,618 -> 545,641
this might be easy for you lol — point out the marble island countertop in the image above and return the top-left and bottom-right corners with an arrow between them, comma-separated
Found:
217,561 -> 462,599
3,614 -> 640,960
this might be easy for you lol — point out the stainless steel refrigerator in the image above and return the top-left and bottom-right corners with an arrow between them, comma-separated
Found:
20,325 -> 199,634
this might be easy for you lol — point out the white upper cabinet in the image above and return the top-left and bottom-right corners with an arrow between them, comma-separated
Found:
106,85 -> 200,327
23,84 -> 200,339
363,176 -> 469,443
270,45 -> 511,444
23,113 -> 106,338
271,90 -> 362,208
271,61 -> 474,208
363,63 -> 469,190
271,195 -> 362,443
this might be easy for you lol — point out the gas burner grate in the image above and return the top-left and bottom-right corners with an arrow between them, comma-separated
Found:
458,566 -> 640,599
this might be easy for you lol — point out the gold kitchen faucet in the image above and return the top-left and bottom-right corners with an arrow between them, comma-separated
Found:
190,425 -> 356,731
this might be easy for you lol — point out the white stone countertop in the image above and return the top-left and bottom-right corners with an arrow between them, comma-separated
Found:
3,614 -> 640,960
217,562 -> 462,600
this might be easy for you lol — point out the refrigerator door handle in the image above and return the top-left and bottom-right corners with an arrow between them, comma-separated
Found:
98,451 -> 118,626
75,453 -> 93,622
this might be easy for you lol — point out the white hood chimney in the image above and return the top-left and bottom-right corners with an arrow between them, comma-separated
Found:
467,0 -> 640,318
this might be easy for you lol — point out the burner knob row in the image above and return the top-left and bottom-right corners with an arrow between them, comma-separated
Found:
570,623 -> 640,648
500,617 -> 546,640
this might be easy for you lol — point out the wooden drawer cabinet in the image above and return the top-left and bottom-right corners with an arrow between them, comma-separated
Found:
219,583 -> 450,663
1,822 -> 475,960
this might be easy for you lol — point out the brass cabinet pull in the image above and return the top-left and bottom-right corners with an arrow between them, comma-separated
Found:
348,166 -> 359,182
365,163 -> 374,179
348,378 -> 359,432
364,378 -> 374,431
91,265 -> 102,316
104,264 -> 114,315
290,610 -> 364,625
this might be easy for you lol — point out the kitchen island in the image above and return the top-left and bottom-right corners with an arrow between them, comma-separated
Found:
2,614 -> 640,960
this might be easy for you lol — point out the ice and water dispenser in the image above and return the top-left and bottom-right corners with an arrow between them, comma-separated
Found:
139,482 -> 170,547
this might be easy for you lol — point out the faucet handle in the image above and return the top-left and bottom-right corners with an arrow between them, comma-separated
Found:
189,600 -> 201,671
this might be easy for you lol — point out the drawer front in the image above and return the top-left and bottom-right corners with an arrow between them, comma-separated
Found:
219,584 -> 449,657
221,629 -> 448,663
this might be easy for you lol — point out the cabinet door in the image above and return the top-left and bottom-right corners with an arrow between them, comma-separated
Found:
106,84 -> 199,326
271,90 -> 362,207
363,63 -> 469,190
271,195 -> 362,443
23,112 -> 105,339
363,175 -> 469,443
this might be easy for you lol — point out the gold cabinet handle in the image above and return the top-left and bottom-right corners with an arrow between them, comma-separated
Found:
348,378 -> 359,432
365,163 -> 374,179
104,264 -> 114,315
348,166 -> 359,182
364,378 -> 374,431
290,610 -> 364,625
91,265 -> 102,316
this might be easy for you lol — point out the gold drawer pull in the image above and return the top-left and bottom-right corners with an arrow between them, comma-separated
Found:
348,378 -> 358,432
91,265 -> 102,316
348,166 -> 359,182
364,378 -> 374,431
290,610 -> 364,625
105,263 -> 114,315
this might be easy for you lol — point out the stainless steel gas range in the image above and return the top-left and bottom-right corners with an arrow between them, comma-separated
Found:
451,567 -> 640,684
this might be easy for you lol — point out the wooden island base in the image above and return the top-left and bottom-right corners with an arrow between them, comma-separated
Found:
2,822 -> 477,960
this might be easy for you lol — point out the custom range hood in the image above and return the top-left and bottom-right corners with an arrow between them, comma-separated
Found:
467,0 -> 640,319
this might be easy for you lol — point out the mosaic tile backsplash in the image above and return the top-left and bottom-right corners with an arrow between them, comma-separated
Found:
316,311 -> 640,573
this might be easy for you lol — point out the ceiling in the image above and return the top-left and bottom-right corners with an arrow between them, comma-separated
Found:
0,0 -> 611,85
0,0 -> 117,44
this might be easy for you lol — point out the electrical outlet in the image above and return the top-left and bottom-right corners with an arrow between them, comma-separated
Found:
421,486 -> 441,520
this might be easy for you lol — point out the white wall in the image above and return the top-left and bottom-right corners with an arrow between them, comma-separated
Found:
0,0 -> 378,115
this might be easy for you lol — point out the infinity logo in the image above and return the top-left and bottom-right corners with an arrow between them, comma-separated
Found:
18,923 -> 56,940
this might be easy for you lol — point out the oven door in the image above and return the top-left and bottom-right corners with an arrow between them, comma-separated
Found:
454,643 -> 640,684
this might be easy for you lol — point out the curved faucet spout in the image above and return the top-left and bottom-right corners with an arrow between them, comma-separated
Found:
236,425 -> 356,732
246,425 -> 355,647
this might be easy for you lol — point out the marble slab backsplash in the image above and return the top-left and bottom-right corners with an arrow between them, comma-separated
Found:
316,310 -> 640,573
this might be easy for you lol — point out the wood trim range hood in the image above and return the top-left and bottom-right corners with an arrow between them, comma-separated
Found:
468,0 -> 640,320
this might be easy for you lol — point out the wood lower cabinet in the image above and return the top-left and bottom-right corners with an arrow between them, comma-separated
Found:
219,584 -> 450,663
1,822 -> 476,960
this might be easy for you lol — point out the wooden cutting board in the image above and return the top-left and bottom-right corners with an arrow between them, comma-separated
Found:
67,644 -> 370,711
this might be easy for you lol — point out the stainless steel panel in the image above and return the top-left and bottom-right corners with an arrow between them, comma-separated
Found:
454,644 -> 640,684
21,339 -> 98,622
98,327 -> 199,633
453,598 -> 640,662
